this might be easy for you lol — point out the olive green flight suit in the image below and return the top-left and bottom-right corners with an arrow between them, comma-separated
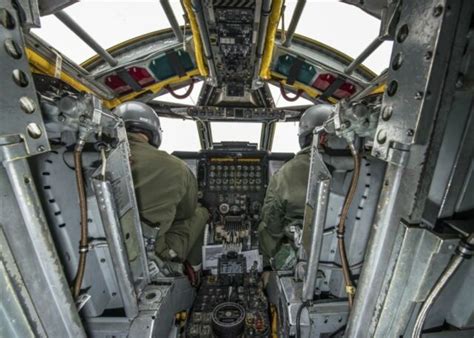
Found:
258,147 -> 310,268
128,133 -> 208,265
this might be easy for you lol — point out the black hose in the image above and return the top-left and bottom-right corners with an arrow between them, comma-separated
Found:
279,82 -> 304,102
166,79 -> 195,99
296,301 -> 310,338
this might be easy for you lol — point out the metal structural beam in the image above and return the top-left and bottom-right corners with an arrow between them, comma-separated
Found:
346,0 -> 474,336
55,10 -> 118,67
0,139 -> 86,337
93,179 -> 139,319
282,0 -> 306,47
253,0 -> 273,87
1,1 -> 50,156
301,132 -> 332,301
344,36 -> 384,75
190,0 -> 218,84
160,0 -> 183,42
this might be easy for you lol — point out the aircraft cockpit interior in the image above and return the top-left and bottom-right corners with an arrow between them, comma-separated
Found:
1,1 -> 473,337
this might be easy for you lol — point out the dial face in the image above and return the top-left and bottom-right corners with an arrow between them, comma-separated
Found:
206,159 -> 265,192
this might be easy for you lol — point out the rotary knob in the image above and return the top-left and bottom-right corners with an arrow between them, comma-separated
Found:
219,203 -> 230,214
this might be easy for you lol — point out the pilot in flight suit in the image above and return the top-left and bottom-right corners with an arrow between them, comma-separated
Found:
115,102 -> 208,266
258,105 -> 333,269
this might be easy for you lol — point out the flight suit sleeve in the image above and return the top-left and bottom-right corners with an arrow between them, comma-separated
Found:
150,175 -> 188,260
258,173 -> 286,267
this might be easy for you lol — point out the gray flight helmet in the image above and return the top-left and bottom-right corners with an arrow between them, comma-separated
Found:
114,101 -> 162,148
298,104 -> 334,148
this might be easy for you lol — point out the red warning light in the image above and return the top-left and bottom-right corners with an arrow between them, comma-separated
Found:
128,67 -> 155,87
334,82 -> 357,99
104,75 -> 132,95
313,73 -> 357,98
313,73 -> 336,91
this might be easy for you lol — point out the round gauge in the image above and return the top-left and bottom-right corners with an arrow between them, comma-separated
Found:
212,302 -> 246,337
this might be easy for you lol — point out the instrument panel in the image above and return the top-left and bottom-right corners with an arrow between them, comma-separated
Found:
198,150 -> 268,250
204,159 -> 265,193
174,144 -> 293,252
185,253 -> 270,338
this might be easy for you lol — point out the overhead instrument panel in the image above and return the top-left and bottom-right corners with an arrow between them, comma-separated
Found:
214,3 -> 255,95
204,0 -> 260,97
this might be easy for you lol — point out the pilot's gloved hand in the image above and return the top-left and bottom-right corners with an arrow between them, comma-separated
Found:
271,243 -> 297,271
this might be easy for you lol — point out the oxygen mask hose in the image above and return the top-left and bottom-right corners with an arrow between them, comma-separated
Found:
337,142 -> 361,308
72,139 -> 89,299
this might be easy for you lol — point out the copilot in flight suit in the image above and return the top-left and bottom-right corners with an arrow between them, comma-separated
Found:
258,147 -> 310,269
258,104 -> 333,269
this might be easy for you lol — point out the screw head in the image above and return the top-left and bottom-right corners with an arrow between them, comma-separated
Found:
433,5 -> 443,17
377,129 -> 387,144
37,145 -> 46,152
414,91 -> 424,100
382,106 -> 393,121
407,129 -> 414,136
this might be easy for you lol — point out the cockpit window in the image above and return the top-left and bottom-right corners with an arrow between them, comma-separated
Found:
32,1 -> 391,74
32,1 -> 185,64
272,122 -> 300,153
211,122 -> 262,146
160,117 -> 200,153
282,1 -> 392,73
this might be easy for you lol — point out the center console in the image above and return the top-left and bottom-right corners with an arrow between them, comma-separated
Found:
173,143 -> 293,338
